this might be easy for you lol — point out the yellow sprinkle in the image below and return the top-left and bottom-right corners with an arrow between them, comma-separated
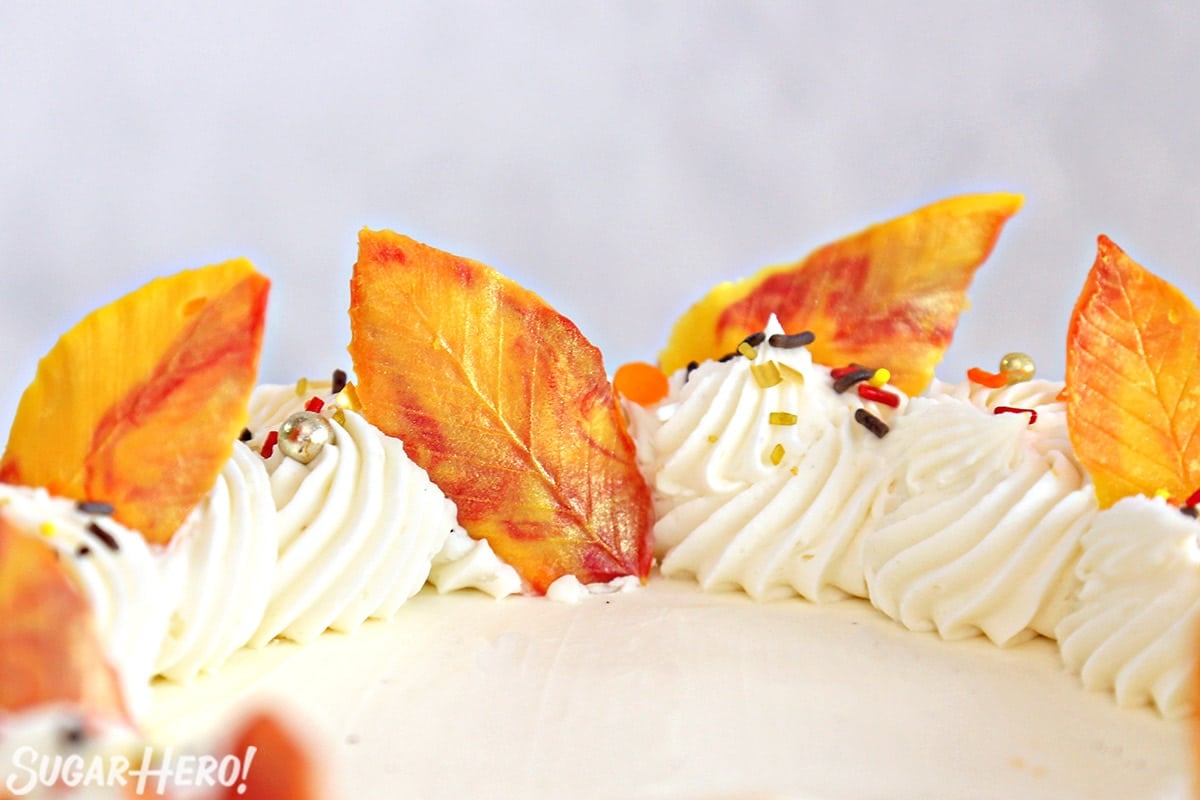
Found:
294,377 -> 309,397
1155,488 -> 1172,500
39,521 -> 55,538
769,443 -> 785,465
790,466 -> 799,476
869,368 -> 891,388
707,435 -> 719,444
777,363 -> 806,385
737,341 -> 758,360
751,361 -> 783,388
331,407 -> 346,426
769,412 -> 798,426
335,382 -> 362,412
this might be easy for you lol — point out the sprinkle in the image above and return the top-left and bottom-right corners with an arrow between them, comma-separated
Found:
737,341 -> 758,360
993,406 -> 1038,425
767,331 -> 815,349
707,435 -> 719,444
742,332 -> 766,348
75,544 -> 91,558
331,407 -> 346,426
261,430 -> 279,459
832,368 -> 874,393
769,443 -> 785,465
294,377 -> 309,397
1155,488 -> 1173,501
60,722 -> 86,747
1056,387 -> 1070,403
718,352 -> 738,363
854,408 -> 889,438
790,466 -> 799,476
1185,487 -> 1200,508
685,360 -> 699,382
331,369 -> 348,395
1182,506 -> 1199,519
967,367 -> 1007,389
336,383 -> 363,412
830,364 -> 867,379
858,384 -> 900,408
869,368 -> 891,388
74,500 -> 114,516
777,363 -> 806,385
751,361 -> 783,388
769,412 -> 798,425
238,428 -> 253,442
39,521 -> 55,538
86,522 -> 119,552
305,396 -> 325,413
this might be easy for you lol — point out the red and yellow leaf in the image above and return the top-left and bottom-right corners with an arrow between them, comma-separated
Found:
1066,235 -> 1200,508
659,193 -> 1023,395
348,229 -> 654,594
0,515 -> 127,719
216,711 -> 321,800
0,261 -> 269,545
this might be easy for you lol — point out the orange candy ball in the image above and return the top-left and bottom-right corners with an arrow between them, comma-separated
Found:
613,361 -> 670,406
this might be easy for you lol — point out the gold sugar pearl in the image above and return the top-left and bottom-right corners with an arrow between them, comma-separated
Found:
999,352 -> 1036,384
278,411 -> 335,465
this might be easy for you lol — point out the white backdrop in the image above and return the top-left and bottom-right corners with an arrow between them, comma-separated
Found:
2,2 -> 1198,434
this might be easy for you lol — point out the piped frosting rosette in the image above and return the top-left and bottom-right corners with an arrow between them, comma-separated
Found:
244,381 -> 519,646
863,379 -> 1097,645
625,316 -> 906,602
1055,497 -> 1200,718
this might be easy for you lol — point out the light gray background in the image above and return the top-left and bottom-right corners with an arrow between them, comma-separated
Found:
2,2 -> 1198,434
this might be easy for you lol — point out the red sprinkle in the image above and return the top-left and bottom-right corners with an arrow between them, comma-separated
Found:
857,383 -> 900,407
262,430 -> 279,458
831,364 -> 867,379
994,406 -> 1038,425
305,396 -> 325,413
1185,486 -> 1200,508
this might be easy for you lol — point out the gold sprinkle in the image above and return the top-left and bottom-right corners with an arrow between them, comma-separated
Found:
39,521 -> 55,538
790,466 -> 799,476
777,363 -> 806,385
769,443 -> 785,465
294,377 -> 309,397
737,341 -> 758,360
751,361 -> 783,388
331,407 -> 346,426
869,368 -> 891,388
1155,488 -> 1172,500
707,435 -> 719,444
769,412 -> 798,426
336,382 -> 362,412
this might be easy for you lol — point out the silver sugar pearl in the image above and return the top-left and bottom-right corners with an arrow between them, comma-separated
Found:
277,411 -> 335,464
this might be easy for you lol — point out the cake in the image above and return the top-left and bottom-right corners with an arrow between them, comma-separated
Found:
0,195 -> 1195,800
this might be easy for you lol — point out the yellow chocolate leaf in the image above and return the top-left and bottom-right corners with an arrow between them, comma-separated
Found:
1066,235 -> 1200,508
660,193 -> 1023,394
348,229 -> 654,594
0,261 -> 269,544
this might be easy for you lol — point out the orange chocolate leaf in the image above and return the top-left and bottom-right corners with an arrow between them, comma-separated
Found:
0,261 -> 269,544
659,193 -> 1023,395
0,516 -> 127,719
348,229 -> 654,594
217,711 -> 321,800
1066,236 -> 1200,509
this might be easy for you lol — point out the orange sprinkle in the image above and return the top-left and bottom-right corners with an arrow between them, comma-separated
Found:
967,367 -> 1007,388
614,362 -> 669,406
1056,386 -> 1069,402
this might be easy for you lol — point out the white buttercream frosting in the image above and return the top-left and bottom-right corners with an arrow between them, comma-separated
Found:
155,442 -> 276,681
0,485 -> 176,716
865,379 -> 1096,645
625,317 -> 906,601
1056,495 -> 1200,718
245,383 -> 518,646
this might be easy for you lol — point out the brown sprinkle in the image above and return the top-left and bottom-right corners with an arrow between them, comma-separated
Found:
833,368 -> 875,394
685,360 -> 700,382
74,500 -> 114,516
238,428 -> 253,442
1182,506 -> 1199,519
331,368 -> 348,395
768,331 -> 815,349
854,408 -> 890,438
86,522 -> 120,552
742,331 -> 766,348
718,352 -> 738,363
75,544 -> 92,558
